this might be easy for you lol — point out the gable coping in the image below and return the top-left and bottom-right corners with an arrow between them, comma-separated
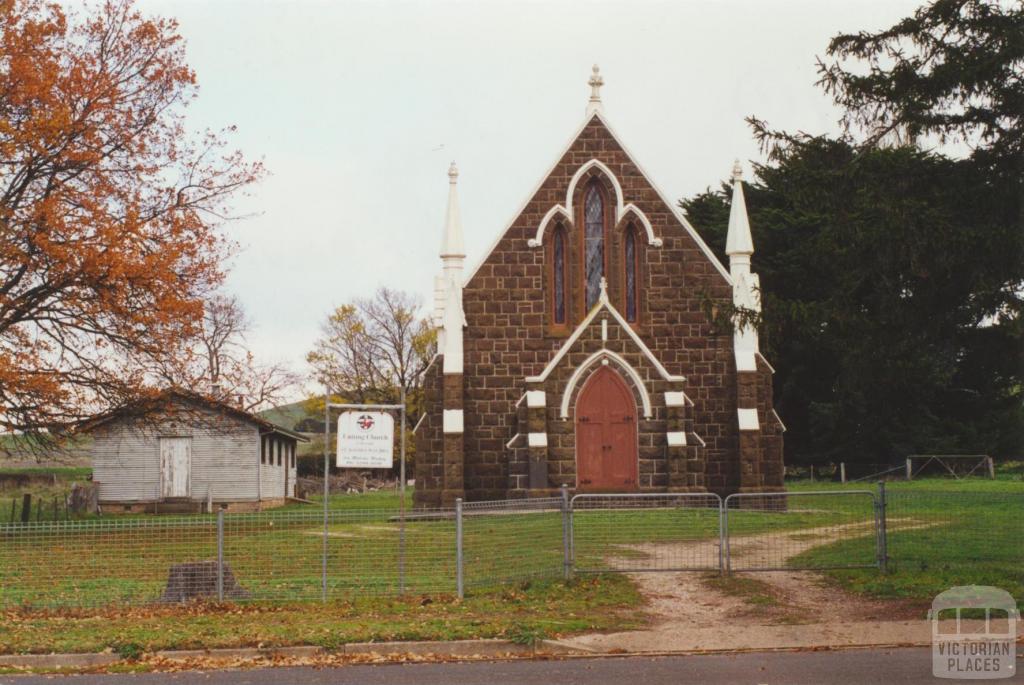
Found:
464,110 -> 733,286
525,288 -> 685,386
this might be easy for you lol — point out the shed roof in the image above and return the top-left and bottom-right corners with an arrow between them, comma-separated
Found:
79,389 -> 309,442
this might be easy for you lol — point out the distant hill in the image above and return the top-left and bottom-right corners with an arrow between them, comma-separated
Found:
259,399 -> 322,433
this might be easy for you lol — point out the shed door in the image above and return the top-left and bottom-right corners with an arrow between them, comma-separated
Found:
160,437 -> 191,498
575,367 -> 638,491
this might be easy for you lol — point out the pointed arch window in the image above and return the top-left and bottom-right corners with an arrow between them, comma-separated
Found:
583,183 -> 606,310
624,224 -> 639,322
551,225 -> 567,325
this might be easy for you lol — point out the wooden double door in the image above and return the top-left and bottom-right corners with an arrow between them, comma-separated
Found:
575,367 -> 639,491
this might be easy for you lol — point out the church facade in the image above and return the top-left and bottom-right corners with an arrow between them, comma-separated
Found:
414,68 -> 784,506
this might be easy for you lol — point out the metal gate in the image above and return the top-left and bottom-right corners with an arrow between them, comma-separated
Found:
568,490 -> 884,575
570,493 -> 723,573
723,490 -> 881,572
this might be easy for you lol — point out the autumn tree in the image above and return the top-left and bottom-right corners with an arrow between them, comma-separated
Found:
0,0 -> 263,438
154,294 -> 300,413
307,288 -> 436,409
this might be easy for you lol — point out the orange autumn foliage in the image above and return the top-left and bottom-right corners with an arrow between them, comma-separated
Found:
0,0 -> 263,437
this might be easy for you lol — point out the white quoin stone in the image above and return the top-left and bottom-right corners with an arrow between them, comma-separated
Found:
443,409 -> 464,434
525,391 -> 546,408
737,408 -> 760,431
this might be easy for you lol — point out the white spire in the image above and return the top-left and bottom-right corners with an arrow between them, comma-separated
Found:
725,159 -> 754,261
440,161 -> 465,259
586,64 -> 604,117
724,160 -> 761,372
436,162 -> 466,374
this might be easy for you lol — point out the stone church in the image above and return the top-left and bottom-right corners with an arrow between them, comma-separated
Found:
414,67 -> 784,507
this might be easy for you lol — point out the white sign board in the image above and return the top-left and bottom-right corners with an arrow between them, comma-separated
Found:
336,411 -> 394,469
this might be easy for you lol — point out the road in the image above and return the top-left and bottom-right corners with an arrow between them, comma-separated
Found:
3,648 -> 1021,685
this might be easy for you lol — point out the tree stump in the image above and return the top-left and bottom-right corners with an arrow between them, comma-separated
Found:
67,482 -> 99,514
159,560 -> 251,603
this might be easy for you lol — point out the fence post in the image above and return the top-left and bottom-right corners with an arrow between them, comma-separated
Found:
455,498 -> 464,600
216,509 -> 225,602
906,458 -> 912,480
20,494 -> 30,523
718,496 -> 726,575
840,462 -> 846,484
561,484 -> 571,581
987,456 -> 995,479
876,481 -> 888,573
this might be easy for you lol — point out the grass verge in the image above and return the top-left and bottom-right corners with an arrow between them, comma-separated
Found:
0,575 -> 644,655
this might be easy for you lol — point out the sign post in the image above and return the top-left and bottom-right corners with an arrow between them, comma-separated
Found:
321,398 -> 406,602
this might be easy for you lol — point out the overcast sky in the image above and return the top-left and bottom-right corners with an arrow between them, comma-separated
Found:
132,0 -> 920,395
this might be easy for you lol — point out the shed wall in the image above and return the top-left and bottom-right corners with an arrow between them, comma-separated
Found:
92,403 -> 260,503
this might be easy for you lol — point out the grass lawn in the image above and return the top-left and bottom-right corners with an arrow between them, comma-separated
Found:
0,575 -> 645,655
0,466 -> 92,480
790,478 -> 1024,610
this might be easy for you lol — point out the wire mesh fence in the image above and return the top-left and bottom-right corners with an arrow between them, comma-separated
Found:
884,489 -> 1024,577
570,493 -> 723,573
723,490 -> 879,572
1,486 -> 1020,610
0,515 -> 218,608
461,497 -> 565,590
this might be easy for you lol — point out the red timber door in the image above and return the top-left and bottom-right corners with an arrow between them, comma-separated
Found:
575,366 -> 639,491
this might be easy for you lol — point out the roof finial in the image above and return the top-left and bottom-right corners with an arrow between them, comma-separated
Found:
586,64 -> 604,116
599,276 -> 609,303
732,158 -> 743,181
448,160 -> 459,184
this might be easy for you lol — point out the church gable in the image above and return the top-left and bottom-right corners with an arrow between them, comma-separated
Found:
465,110 -> 731,300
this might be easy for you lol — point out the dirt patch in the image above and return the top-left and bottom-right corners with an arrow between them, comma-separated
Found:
562,520 -> 927,653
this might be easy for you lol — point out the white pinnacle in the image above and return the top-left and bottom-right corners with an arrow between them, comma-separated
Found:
725,159 -> 754,258
586,64 -> 604,117
440,161 -> 465,259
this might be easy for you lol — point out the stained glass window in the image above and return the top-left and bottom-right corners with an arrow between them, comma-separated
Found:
625,226 -> 637,322
553,228 -> 566,324
584,185 -> 604,309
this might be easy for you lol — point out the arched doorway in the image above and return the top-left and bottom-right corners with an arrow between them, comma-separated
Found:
575,366 -> 639,491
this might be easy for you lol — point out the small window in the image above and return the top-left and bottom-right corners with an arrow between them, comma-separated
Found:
276,440 -> 282,466
290,445 -> 296,468
260,437 -> 266,464
551,225 -> 567,325
624,224 -> 639,322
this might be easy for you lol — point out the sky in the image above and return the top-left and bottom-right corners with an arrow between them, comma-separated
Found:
131,0 -> 921,394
